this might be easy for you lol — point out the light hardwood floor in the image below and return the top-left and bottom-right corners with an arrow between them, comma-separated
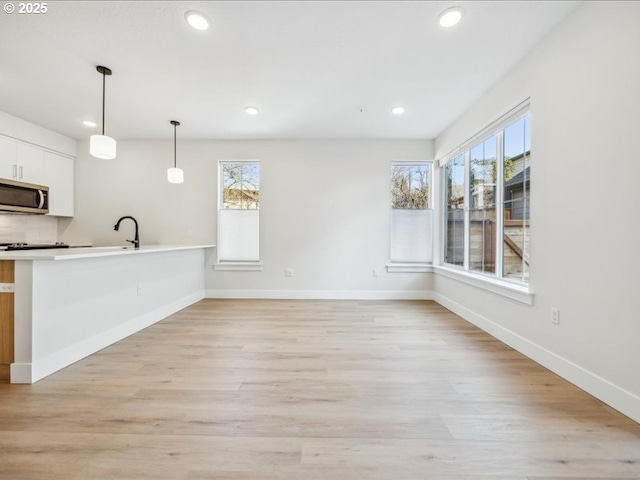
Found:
0,299 -> 638,479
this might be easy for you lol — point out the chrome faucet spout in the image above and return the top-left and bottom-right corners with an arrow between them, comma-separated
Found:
114,216 -> 140,249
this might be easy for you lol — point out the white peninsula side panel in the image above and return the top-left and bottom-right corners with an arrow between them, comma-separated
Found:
12,248 -> 206,383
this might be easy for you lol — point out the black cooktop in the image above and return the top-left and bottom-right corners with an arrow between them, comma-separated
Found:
1,242 -> 70,251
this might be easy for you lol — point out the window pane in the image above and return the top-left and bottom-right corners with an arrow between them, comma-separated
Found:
469,136 -> 497,274
219,161 -> 261,262
242,163 -> 260,210
222,164 -> 240,209
503,114 -> 531,282
222,162 -> 260,210
391,164 -> 430,209
445,155 -> 465,266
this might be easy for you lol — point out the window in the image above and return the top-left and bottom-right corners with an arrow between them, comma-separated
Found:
217,161 -> 260,263
443,109 -> 531,284
389,162 -> 432,264
469,135 -> 497,274
445,154 -> 465,266
503,115 -> 531,282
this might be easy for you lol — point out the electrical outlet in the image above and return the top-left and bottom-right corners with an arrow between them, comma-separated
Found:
372,269 -> 379,277
285,269 -> 293,278
137,284 -> 142,296
551,307 -> 559,324
186,229 -> 193,238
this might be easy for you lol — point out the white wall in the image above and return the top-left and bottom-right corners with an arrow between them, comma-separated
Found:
434,1 -> 640,422
61,139 -> 435,298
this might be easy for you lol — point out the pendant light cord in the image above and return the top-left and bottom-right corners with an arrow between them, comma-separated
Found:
173,123 -> 177,168
101,70 -> 106,136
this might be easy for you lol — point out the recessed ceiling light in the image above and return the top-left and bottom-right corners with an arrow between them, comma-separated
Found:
391,106 -> 406,115
438,7 -> 464,28
83,120 -> 97,128
185,11 -> 211,31
245,106 -> 260,116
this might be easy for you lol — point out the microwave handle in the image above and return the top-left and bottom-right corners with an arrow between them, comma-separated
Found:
38,190 -> 45,209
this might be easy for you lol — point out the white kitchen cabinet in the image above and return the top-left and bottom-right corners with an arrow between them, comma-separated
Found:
16,142 -> 46,185
0,134 -> 75,217
43,151 -> 74,217
0,135 -> 18,180
0,135 -> 46,185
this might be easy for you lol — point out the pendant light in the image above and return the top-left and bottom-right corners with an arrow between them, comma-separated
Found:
90,66 -> 117,159
167,120 -> 184,184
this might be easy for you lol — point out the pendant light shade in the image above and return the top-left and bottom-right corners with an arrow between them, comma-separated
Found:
168,120 -> 184,184
90,66 -> 116,159
167,167 -> 184,184
90,134 -> 116,159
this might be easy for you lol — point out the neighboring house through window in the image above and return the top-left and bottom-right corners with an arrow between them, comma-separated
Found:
442,106 -> 531,284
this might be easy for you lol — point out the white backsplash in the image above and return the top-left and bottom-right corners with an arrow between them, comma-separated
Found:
0,214 -> 58,244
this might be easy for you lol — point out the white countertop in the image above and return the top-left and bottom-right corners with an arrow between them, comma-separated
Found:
0,244 -> 215,261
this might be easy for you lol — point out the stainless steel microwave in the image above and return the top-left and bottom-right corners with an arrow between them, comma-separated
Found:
0,178 -> 49,214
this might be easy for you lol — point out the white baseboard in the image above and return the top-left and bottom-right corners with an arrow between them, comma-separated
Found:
11,291 -> 205,384
10,363 -> 33,384
206,289 -> 435,300
433,293 -> 640,424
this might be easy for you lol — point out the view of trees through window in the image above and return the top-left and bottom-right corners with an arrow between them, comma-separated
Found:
389,162 -> 432,264
222,162 -> 260,210
391,164 -> 430,209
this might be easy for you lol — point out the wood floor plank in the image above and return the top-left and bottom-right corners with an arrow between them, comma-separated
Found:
0,299 -> 638,479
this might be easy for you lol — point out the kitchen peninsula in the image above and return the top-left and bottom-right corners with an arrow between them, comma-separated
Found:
0,244 -> 214,383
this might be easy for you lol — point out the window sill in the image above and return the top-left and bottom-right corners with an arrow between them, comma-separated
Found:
433,265 -> 533,305
213,262 -> 263,272
386,263 -> 433,273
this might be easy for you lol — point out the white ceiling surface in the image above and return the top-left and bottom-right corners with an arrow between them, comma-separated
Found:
0,1 -> 580,141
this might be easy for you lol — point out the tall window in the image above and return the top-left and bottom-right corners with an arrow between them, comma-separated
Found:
390,162 -> 432,263
443,109 -> 531,284
469,135 -> 497,274
445,154 -> 465,266
218,161 -> 260,262
503,115 -> 531,282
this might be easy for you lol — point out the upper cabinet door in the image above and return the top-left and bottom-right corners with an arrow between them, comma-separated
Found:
43,151 -> 74,217
0,136 -> 17,180
16,142 -> 45,185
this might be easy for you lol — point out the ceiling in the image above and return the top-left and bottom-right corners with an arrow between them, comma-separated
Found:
0,1 -> 580,141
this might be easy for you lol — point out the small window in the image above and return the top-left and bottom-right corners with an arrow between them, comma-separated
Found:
391,163 -> 430,209
218,161 -> 260,263
222,162 -> 260,210
389,162 -> 432,264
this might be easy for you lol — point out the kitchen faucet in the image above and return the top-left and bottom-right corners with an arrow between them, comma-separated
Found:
114,216 -> 140,249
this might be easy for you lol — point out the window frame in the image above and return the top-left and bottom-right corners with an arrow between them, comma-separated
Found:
218,160 -> 261,211
387,160 -> 433,272
215,160 -> 263,270
390,161 -> 433,211
440,103 -> 531,288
